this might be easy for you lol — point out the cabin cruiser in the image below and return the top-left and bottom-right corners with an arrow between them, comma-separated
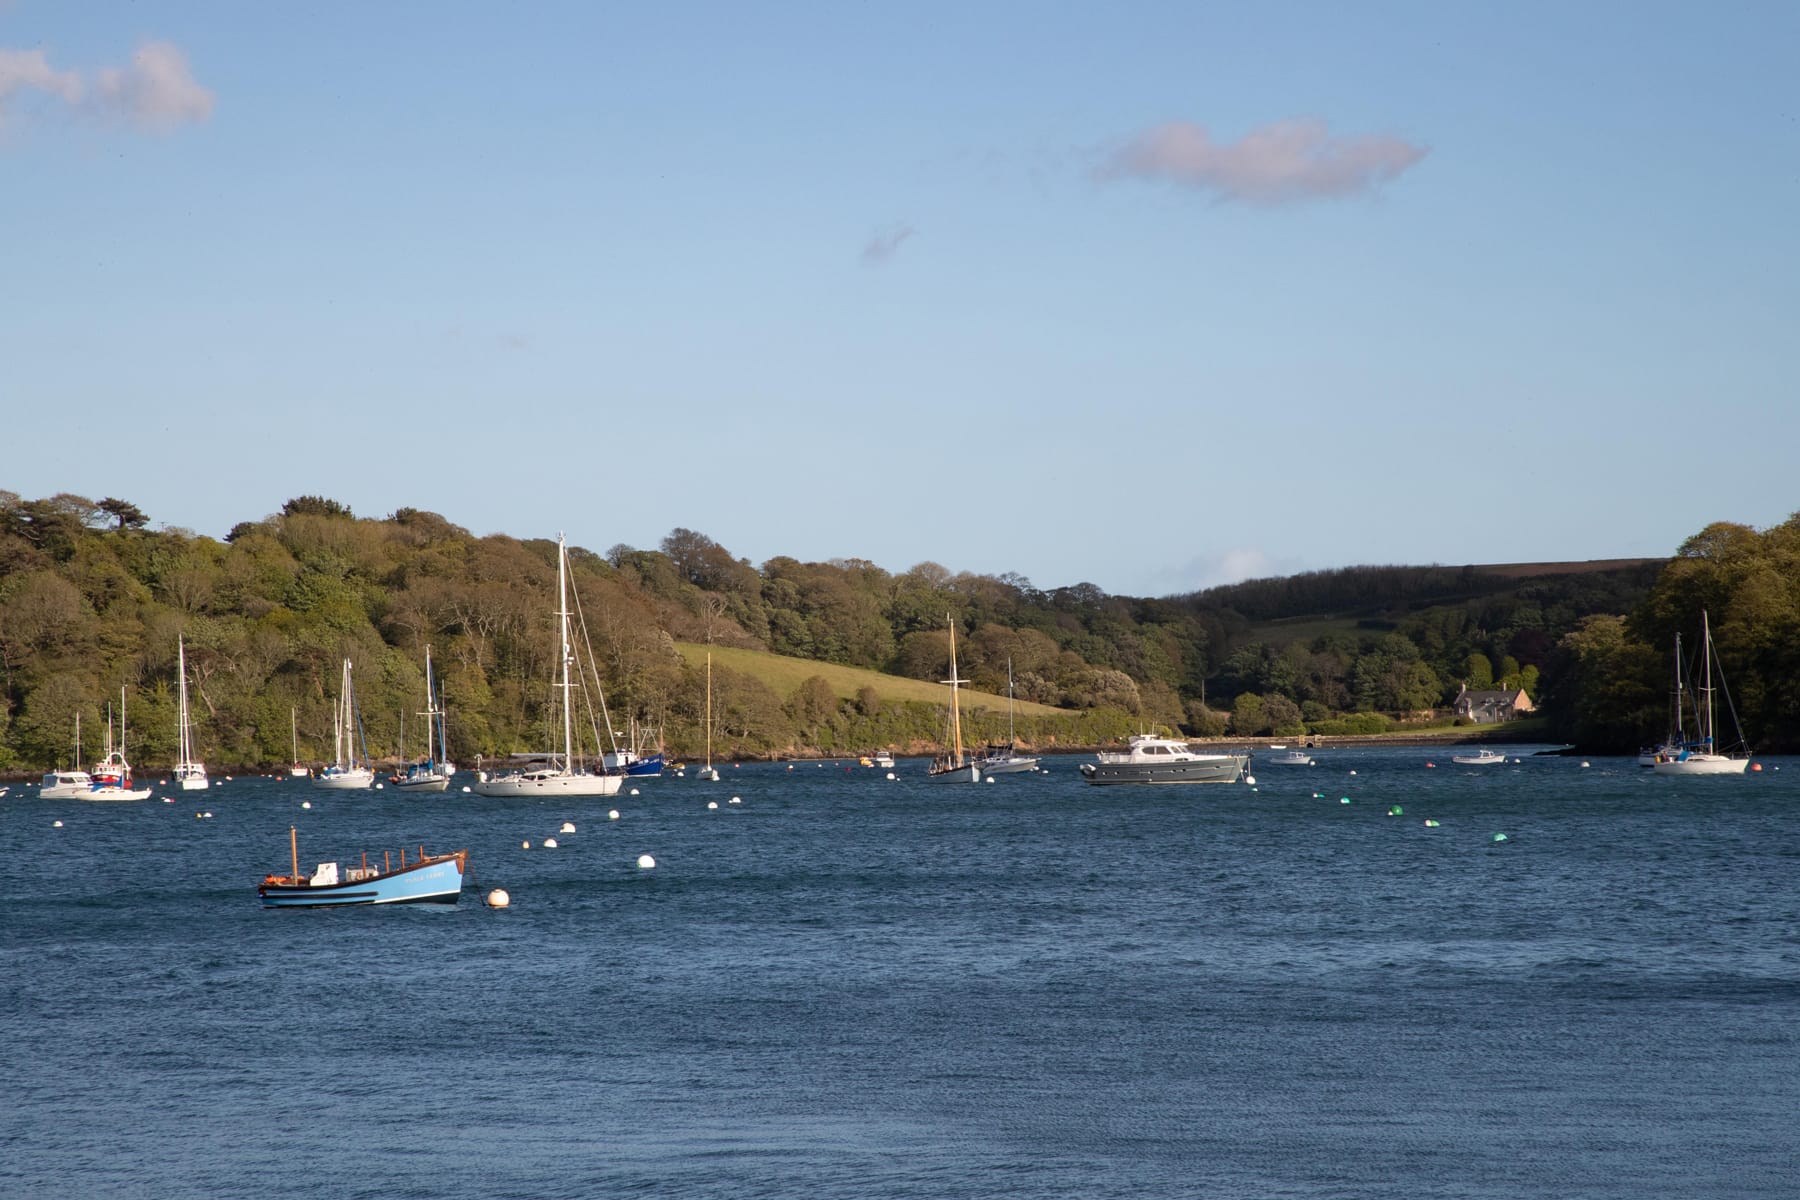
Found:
1079,734 -> 1249,785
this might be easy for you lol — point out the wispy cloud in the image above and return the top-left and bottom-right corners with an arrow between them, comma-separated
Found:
0,40 -> 212,133
1154,546 -> 1304,595
0,48 -> 83,109
861,223 -> 916,265
1098,118 -> 1426,206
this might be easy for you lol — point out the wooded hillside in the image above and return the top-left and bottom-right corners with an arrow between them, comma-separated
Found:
4,488 -> 1790,767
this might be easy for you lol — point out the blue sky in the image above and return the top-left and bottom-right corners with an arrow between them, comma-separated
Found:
4,2 -> 1796,597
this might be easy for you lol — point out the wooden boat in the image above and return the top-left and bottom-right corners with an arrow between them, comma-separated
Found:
927,616 -> 981,783
259,826 -> 468,907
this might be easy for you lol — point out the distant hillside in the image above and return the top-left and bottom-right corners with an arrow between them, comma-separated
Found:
673,642 -> 1064,718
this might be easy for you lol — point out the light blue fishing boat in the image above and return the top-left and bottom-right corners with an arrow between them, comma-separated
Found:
259,827 -> 467,908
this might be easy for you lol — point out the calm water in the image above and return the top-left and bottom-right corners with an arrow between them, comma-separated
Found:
4,747 -> 1798,1199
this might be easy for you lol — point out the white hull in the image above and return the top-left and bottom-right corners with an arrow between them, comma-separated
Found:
313,768 -> 375,790
979,756 -> 1038,775
40,772 -> 95,799
1450,754 -> 1507,766
695,767 -> 721,782
83,787 -> 154,801
473,771 -> 622,797
177,776 -> 210,791
175,764 -> 208,791
393,773 -> 451,793
288,765 -> 310,777
1652,754 -> 1749,776
926,762 -> 982,783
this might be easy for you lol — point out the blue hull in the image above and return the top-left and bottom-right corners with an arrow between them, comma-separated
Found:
625,754 -> 664,777
260,854 -> 467,908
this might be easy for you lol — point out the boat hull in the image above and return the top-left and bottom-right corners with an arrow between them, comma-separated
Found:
979,755 -> 1039,775
1652,754 -> 1750,776
1079,756 -> 1247,785
1450,754 -> 1507,766
313,768 -> 375,790
926,762 -> 982,783
472,771 -> 622,797
393,775 -> 451,793
260,854 -> 467,908
81,786 -> 155,801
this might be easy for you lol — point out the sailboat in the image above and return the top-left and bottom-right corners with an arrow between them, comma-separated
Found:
86,689 -> 153,800
974,657 -> 1038,776
474,534 -> 623,797
1653,611 -> 1751,775
314,659 -> 375,789
695,652 -> 721,781
173,636 -> 208,791
288,707 -> 310,777
394,645 -> 452,793
927,617 -> 981,783
1638,632 -> 1686,767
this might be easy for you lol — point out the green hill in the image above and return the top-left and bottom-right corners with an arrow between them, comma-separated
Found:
673,642 -> 1063,717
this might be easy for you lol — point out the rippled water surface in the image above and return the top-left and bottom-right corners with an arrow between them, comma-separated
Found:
5,747 -> 1798,1198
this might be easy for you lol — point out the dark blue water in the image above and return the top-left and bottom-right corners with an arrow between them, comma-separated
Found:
5,748 -> 1798,1198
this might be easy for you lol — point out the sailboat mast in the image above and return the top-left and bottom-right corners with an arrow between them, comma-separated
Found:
948,620 -> 964,765
424,644 -> 436,764
558,535 -> 575,772
1699,615 -> 1713,744
177,638 -> 189,764
1007,656 -> 1016,744
704,651 -> 714,769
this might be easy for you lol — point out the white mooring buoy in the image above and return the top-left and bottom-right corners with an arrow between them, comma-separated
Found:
486,888 -> 510,909
560,822 -> 576,834
637,854 -> 656,870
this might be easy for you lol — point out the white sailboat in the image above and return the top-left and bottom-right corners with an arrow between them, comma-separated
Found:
1653,611 -> 1751,775
314,659 -> 375,789
696,651 -> 721,781
394,644 -> 452,793
1638,632 -> 1687,767
173,636 -> 209,791
975,657 -> 1038,776
927,617 -> 981,783
288,707 -> 309,777
474,534 -> 622,797
86,689 -> 153,800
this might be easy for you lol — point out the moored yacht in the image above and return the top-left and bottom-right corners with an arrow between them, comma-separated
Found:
1079,734 -> 1249,785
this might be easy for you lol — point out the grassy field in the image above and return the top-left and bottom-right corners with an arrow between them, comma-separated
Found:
672,642 -> 1065,717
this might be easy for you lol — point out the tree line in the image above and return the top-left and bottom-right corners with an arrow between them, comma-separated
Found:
4,488 -> 1785,769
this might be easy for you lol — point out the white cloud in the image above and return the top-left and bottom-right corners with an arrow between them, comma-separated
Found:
91,41 -> 213,130
0,39 -> 212,134
0,47 -> 83,110
1098,117 -> 1426,206
861,223 -> 916,265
